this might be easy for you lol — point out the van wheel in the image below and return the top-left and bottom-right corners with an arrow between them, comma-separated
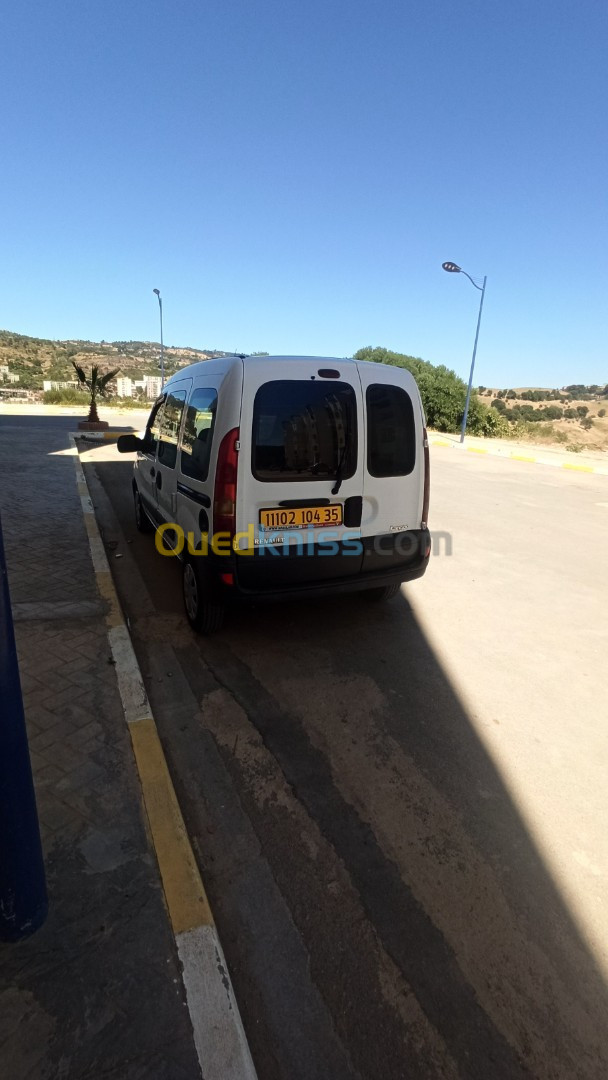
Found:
366,583 -> 401,602
134,488 -> 153,533
182,559 -> 225,634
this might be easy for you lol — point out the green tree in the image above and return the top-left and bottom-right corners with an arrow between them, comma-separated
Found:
72,362 -> 120,422
354,346 -> 506,435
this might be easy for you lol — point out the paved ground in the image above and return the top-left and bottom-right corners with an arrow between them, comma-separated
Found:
2,407 -> 608,1079
0,417 -> 201,1078
80,435 -> 608,1080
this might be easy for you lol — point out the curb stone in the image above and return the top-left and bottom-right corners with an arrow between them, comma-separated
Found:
428,435 -> 608,475
69,433 -> 258,1080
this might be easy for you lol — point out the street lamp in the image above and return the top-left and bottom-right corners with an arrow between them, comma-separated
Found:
442,262 -> 487,443
153,288 -> 165,390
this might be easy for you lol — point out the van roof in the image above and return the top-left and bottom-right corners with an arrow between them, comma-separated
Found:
164,355 -> 356,385
164,354 -> 418,389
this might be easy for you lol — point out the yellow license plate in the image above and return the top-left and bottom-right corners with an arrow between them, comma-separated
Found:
259,504 -> 343,530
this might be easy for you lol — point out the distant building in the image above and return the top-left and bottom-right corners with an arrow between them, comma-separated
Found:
143,375 -> 162,399
7,373 -> 20,383
116,377 -> 135,398
43,380 -> 79,391
0,364 -> 9,377
116,375 -> 162,399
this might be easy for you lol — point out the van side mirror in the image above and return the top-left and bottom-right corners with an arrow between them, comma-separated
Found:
117,434 -> 143,453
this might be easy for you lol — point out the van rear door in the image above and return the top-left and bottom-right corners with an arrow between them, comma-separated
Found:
236,358 -> 365,584
355,362 -> 424,569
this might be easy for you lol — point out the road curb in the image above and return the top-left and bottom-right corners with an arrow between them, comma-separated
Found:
68,433 -> 257,1080
77,428 -> 139,441
428,435 -> 608,475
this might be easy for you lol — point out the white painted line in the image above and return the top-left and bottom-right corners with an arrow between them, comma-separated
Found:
177,925 -> 257,1080
88,535 -> 108,574
107,623 -> 152,725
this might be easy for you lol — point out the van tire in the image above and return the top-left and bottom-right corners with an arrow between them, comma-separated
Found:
134,488 -> 153,533
182,558 -> 225,634
366,582 -> 401,602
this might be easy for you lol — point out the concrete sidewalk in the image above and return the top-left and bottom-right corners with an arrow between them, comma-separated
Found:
428,429 -> 608,473
0,422 -> 201,1078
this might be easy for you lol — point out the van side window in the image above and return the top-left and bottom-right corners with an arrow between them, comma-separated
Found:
253,380 -> 357,482
366,384 -> 416,477
144,397 -> 166,455
180,387 -> 218,482
157,390 -> 187,469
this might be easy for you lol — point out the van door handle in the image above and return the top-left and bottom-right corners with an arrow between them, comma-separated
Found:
155,472 -> 162,490
150,467 -> 156,478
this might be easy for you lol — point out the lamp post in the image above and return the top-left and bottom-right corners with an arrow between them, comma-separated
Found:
153,288 -> 165,390
442,262 -> 487,443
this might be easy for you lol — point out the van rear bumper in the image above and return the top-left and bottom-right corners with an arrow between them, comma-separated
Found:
227,528 -> 430,601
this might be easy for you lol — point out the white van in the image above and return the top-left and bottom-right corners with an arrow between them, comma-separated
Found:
117,355 -> 430,632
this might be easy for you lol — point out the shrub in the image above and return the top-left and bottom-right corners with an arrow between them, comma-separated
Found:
491,398 -> 507,412
43,389 -> 90,405
598,408 -> 606,418
581,417 -> 593,429
576,405 -> 589,417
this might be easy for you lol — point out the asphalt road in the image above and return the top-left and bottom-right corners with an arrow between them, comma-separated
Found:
82,440 -> 608,1080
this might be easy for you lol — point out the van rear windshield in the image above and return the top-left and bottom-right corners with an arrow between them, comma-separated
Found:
366,384 -> 416,476
252,380 -> 357,482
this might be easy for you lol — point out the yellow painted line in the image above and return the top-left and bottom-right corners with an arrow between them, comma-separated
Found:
95,570 -> 124,629
69,433 -> 216,936
510,454 -> 537,463
83,514 -> 99,538
562,463 -> 594,473
467,446 -> 488,454
128,716 -> 213,933
430,439 -> 451,447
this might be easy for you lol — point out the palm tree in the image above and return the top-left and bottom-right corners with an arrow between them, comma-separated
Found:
72,362 -> 120,423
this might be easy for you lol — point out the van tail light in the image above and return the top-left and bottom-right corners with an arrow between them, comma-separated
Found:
421,426 -> 430,530
213,427 -> 239,538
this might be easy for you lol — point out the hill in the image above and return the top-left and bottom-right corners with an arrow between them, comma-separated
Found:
0,330 -> 227,389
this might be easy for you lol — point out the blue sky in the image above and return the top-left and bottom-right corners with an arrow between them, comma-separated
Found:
2,0 -> 607,387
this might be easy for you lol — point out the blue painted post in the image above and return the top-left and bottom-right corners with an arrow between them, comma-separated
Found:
460,275 -> 487,444
0,513 -> 47,940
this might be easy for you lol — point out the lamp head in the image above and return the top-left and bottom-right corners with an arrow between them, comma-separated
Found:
442,262 -> 461,273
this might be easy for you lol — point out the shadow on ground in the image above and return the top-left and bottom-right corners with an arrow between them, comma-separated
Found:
90,450 -> 608,1080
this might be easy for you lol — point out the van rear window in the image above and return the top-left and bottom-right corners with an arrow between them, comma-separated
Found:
366,384 -> 416,477
252,380 -> 357,482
